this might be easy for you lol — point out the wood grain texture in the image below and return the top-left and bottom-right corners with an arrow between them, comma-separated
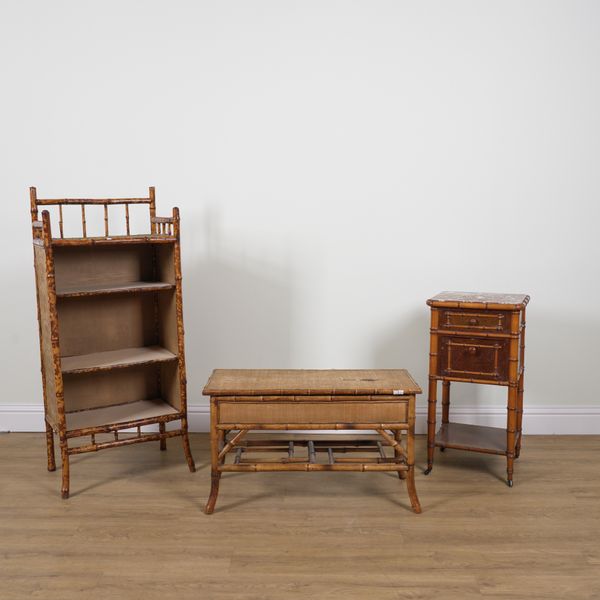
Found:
1,433 -> 599,600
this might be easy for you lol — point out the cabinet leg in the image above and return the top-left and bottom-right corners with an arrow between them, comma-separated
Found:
425,377 -> 437,474
60,439 -> 70,499
507,384 -> 517,487
204,471 -> 221,514
441,381 -> 450,424
159,422 -> 167,451
45,422 -> 56,472
515,372 -> 524,459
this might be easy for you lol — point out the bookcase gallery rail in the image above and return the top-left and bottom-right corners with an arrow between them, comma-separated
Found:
29,186 -> 195,498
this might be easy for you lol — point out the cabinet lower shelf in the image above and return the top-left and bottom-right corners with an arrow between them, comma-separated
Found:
65,399 -> 180,432
435,422 -> 514,456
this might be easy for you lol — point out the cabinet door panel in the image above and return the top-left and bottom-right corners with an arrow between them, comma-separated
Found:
438,336 -> 509,381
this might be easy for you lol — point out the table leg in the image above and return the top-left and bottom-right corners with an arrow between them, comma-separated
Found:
205,397 -> 221,514
406,397 -> 422,513
425,377 -> 437,475
393,430 -> 406,480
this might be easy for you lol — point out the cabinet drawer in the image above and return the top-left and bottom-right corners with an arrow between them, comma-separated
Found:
439,309 -> 509,334
218,398 -> 408,425
438,337 -> 509,381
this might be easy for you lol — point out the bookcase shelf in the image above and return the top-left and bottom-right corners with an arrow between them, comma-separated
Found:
66,399 -> 180,432
30,186 -> 196,498
56,281 -> 175,298
61,345 -> 177,374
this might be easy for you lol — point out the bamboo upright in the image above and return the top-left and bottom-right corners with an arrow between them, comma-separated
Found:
29,186 -> 195,498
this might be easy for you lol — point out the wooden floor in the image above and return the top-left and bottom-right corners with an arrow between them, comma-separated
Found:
1,433 -> 599,600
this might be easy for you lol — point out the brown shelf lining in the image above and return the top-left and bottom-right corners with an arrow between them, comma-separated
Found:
56,281 -> 175,298
61,345 -> 177,375
66,398 -> 179,431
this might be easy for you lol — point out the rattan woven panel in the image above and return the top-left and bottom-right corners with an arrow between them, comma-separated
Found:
203,369 -> 422,396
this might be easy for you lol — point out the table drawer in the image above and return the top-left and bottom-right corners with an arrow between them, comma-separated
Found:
218,397 -> 408,424
438,336 -> 509,381
439,308 -> 509,334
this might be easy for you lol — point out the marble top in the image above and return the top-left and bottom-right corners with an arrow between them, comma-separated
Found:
427,291 -> 530,308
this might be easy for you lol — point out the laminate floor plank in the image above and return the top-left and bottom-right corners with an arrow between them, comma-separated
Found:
1,433 -> 599,600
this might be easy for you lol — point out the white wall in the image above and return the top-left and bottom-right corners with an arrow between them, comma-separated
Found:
1,1 -> 599,431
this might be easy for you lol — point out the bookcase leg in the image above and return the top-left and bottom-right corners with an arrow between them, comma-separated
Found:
181,419 -> 196,472
60,439 -> 70,499
45,422 -> 56,472
159,422 -> 167,451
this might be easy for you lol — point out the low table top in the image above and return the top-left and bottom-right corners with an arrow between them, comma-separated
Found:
203,369 -> 422,397
427,291 -> 530,310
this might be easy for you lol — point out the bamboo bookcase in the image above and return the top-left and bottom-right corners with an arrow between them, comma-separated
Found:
29,186 -> 195,498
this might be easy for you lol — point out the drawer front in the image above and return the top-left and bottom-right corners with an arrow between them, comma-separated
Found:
218,398 -> 408,424
438,336 -> 509,381
439,308 -> 510,334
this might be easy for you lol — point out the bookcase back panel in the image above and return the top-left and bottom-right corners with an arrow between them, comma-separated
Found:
53,245 -> 155,289
63,367 -> 159,412
158,292 -> 178,355
58,295 -> 156,356
161,362 -> 182,411
156,245 -> 175,284
34,245 -> 59,426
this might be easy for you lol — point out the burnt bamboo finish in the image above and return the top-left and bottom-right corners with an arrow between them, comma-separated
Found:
203,369 -> 423,514
425,291 -> 530,487
29,186 -> 195,498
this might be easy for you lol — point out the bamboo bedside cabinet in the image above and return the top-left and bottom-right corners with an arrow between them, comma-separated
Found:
425,292 -> 530,487
203,369 -> 423,514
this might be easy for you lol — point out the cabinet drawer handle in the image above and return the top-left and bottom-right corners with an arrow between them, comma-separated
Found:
467,346 -> 477,355
468,318 -> 478,326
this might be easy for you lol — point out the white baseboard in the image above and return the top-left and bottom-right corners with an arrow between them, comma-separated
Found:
1,404 -> 599,434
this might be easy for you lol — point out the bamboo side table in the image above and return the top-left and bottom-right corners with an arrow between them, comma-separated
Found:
202,369 -> 423,513
424,292 -> 530,487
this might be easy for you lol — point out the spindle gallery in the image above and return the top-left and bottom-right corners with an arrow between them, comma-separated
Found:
29,187 -> 195,498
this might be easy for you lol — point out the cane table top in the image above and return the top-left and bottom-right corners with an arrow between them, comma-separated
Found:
203,369 -> 422,397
